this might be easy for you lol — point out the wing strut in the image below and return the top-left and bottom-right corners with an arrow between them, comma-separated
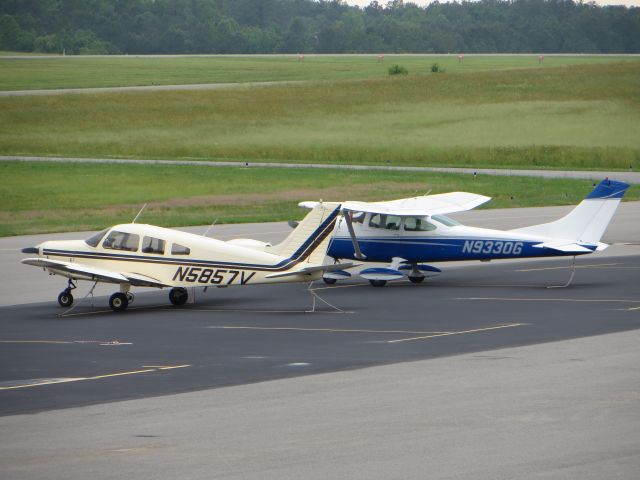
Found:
343,211 -> 366,260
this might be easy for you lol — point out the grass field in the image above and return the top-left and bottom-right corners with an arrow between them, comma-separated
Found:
1,161 -> 637,236
1,61 -> 639,170
1,54 -> 637,91
2,55 -> 639,236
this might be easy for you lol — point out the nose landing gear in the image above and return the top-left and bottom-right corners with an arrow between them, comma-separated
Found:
57,279 -> 77,307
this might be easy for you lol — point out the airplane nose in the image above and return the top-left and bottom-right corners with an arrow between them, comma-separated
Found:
21,247 -> 39,254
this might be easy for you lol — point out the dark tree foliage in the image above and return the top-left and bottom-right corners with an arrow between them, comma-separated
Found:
1,0 -> 638,54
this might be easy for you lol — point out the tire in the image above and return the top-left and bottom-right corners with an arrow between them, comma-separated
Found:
58,290 -> 73,308
109,292 -> 129,312
369,279 -> 387,287
408,276 -> 425,284
323,277 -> 337,285
169,287 -> 189,306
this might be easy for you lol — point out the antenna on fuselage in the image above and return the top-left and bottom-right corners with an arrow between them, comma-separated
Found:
424,189 -> 432,196
132,203 -> 147,224
203,218 -> 218,237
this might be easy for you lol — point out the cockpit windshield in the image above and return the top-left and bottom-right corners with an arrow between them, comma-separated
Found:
85,228 -> 109,247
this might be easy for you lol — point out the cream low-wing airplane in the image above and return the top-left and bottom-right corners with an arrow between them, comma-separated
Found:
21,202 -> 351,311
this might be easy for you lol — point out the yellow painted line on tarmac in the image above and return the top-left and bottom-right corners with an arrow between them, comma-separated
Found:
142,365 -> 191,370
207,325 -> 449,335
0,364 -> 191,391
388,323 -> 526,344
0,378 -> 84,390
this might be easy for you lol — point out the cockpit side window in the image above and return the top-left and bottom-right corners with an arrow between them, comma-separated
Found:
430,214 -> 461,227
171,243 -> 191,255
369,214 -> 401,230
142,236 -> 165,255
404,217 -> 437,232
85,228 -> 108,248
102,231 -> 140,252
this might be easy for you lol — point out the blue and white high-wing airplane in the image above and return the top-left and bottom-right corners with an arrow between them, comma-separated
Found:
301,179 -> 629,287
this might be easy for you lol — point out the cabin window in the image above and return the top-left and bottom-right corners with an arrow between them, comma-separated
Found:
369,214 -> 401,230
102,231 -> 140,252
431,214 -> 460,227
142,236 -> 165,255
85,228 -> 108,247
403,217 -> 436,232
171,243 -> 191,255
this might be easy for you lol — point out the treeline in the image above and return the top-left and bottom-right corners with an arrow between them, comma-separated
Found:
1,0 -> 639,55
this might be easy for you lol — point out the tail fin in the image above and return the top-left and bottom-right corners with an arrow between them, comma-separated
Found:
511,179 -> 629,244
267,202 -> 341,264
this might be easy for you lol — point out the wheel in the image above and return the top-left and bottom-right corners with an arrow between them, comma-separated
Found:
109,292 -> 129,312
369,279 -> 387,287
126,292 -> 135,303
323,277 -> 337,285
408,276 -> 425,284
58,290 -> 73,307
169,287 -> 188,306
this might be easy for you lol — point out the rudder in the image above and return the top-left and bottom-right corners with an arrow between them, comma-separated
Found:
511,179 -> 629,244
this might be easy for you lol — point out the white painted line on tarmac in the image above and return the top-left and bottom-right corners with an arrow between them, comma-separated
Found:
185,308 -> 353,314
515,263 -> 620,272
207,326 -> 449,335
457,297 -> 640,303
0,339 -> 132,345
388,323 -> 526,344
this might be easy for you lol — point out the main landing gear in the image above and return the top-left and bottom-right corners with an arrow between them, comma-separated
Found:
109,292 -> 129,312
169,287 -> 188,306
108,286 -> 135,312
57,279 -> 76,307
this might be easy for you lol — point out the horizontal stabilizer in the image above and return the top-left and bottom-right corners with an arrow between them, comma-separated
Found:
532,242 -> 595,253
265,261 -> 356,279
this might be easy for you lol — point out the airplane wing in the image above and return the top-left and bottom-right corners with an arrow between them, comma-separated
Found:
21,258 -> 170,288
264,262 -> 357,279
300,192 -> 491,216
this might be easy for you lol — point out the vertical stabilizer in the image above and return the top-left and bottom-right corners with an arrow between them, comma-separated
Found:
267,202 -> 341,264
511,179 -> 629,244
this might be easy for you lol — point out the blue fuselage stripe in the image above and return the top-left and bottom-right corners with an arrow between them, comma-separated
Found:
327,236 -> 595,262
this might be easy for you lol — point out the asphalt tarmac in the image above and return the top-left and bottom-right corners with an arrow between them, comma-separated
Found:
1,203 -> 639,479
2,252 -> 639,416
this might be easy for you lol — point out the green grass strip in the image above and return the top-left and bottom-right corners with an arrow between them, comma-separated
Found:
1,160 -> 637,236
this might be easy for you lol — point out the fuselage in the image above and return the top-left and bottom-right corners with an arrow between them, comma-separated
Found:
326,213 -> 596,263
35,223 -> 326,287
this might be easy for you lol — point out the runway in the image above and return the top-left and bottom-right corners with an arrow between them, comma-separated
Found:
1,203 -> 639,479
